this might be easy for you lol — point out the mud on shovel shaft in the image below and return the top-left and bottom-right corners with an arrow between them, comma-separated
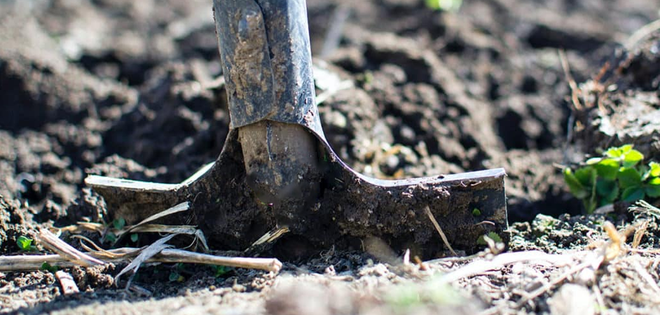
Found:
213,0 -> 322,222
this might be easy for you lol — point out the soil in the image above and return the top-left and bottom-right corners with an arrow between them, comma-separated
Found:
1,0 -> 660,314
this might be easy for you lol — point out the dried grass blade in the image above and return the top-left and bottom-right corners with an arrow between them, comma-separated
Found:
128,224 -> 198,235
632,220 -> 649,249
73,235 -> 127,259
130,202 -> 190,229
115,234 -> 175,288
424,206 -> 457,256
195,229 -> 210,252
38,229 -> 104,267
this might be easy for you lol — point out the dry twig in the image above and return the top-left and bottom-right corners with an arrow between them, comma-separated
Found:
37,229 -> 104,267
115,234 -> 176,288
437,251 -> 574,283
0,245 -> 282,273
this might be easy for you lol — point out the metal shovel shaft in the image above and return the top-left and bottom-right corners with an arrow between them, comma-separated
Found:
213,0 -> 323,222
213,0 -> 317,128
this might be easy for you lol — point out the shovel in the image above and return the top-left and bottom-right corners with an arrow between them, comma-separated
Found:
85,0 -> 507,258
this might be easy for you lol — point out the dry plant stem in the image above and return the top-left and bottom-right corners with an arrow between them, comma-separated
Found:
115,234 -> 176,287
125,202 -> 190,233
624,19 -> 660,50
38,229 -> 104,267
424,206 -> 457,256
558,49 -> 583,111
437,251 -> 574,283
515,260 -> 595,308
0,254 -> 76,271
0,248 -> 282,273
632,220 -> 649,249
154,249 -> 282,273
249,226 -> 290,248
633,261 -> 660,296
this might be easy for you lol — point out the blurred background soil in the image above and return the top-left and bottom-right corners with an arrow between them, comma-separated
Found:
1,0 -> 660,314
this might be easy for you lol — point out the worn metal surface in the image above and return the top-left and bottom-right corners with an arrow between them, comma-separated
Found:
86,130 -> 507,257
213,0 -> 318,129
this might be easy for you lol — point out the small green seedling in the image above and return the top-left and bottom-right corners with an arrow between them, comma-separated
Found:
41,262 -> 58,273
113,217 -> 126,230
169,263 -> 186,282
471,208 -> 481,216
103,232 -> 117,244
564,145 -> 660,213
130,233 -> 139,243
213,265 -> 230,278
103,217 -> 127,245
169,271 -> 184,282
477,232 -> 502,245
17,236 -> 36,252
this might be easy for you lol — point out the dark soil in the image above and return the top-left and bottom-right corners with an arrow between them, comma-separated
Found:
1,0 -> 660,314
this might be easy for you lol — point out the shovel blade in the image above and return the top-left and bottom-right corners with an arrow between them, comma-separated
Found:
87,130 -> 507,258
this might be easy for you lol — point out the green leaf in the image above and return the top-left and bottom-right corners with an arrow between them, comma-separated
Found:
476,232 -> 502,245
472,208 -> 481,216
564,168 -> 588,199
113,217 -> 126,230
622,149 -> 644,168
425,0 -> 463,12
130,233 -> 139,243
621,186 -> 645,202
596,180 -> 619,203
605,145 -> 631,158
649,177 -> 660,186
645,185 -> 660,198
586,157 -> 603,165
594,158 -> 619,180
169,271 -> 184,282
104,232 -> 117,244
486,232 -> 502,243
17,236 -> 33,251
214,265 -> 230,277
574,167 -> 597,187
40,262 -> 58,273
650,162 -> 660,177
618,167 -> 642,188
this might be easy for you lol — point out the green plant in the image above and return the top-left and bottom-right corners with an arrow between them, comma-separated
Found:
169,263 -> 186,282
17,236 -> 36,251
113,217 -> 126,230
477,232 -> 502,245
213,265 -> 230,278
425,0 -> 463,12
563,145 -> 660,213
103,217 -> 126,245
41,262 -> 58,273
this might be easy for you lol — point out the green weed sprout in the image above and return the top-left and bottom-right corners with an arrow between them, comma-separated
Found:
17,236 -> 36,251
563,145 -> 660,213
